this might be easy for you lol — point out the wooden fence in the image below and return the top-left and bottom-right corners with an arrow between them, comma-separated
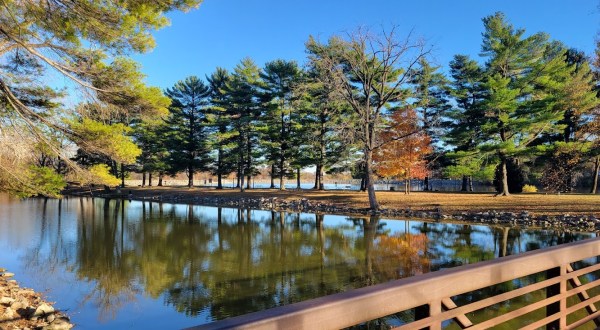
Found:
187,237 -> 600,330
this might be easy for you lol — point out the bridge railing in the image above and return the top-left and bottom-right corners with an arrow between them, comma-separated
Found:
187,237 -> 600,330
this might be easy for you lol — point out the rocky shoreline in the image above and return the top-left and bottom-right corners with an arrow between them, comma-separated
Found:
88,191 -> 600,233
0,269 -> 73,330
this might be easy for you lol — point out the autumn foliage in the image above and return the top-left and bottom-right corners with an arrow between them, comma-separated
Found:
374,108 -> 432,193
373,233 -> 430,278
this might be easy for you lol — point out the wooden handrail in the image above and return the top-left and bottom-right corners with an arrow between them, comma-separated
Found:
186,237 -> 600,330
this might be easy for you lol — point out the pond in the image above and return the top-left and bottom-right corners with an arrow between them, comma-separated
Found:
0,194 -> 593,329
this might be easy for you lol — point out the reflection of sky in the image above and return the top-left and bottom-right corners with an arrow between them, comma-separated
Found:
0,195 -> 594,329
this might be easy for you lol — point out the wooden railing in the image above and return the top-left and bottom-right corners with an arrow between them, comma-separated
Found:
187,237 -> 600,330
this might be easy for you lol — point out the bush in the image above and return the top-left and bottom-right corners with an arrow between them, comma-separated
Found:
522,184 -> 537,193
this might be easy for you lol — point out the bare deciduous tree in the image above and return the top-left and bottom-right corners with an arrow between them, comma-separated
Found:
306,27 -> 430,210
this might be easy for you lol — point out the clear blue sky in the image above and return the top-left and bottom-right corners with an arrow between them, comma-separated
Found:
133,0 -> 599,89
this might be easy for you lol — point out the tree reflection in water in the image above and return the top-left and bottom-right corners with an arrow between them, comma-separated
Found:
13,197 -> 594,327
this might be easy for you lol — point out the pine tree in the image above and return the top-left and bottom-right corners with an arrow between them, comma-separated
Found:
0,1 -> 199,195
164,76 -> 212,187
207,68 -> 237,189
444,55 -> 487,191
260,60 -> 302,190
477,12 -> 572,195
409,58 -> 450,190
294,69 -> 355,190
225,58 -> 264,192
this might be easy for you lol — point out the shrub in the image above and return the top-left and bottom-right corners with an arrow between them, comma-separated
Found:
522,184 -> 538,193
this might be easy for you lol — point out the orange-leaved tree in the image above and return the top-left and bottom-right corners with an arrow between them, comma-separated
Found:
374,108 -> 432,194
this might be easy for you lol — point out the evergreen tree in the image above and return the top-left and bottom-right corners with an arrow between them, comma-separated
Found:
409,58 -> 450,190
477,12 -> 572,196
164,76 -> 212,187
295,68 -> 355,190
207,68 -> 237,189
444,55 -> 488,191
260,60 -> 302,190
134,121 -> 169,186
225,58 -> 264,192
0,1 -> 199,195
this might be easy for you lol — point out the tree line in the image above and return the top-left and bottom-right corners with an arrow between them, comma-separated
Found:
130,12 -> 600,209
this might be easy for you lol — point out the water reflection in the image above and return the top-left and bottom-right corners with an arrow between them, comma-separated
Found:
0,196 -> 593,329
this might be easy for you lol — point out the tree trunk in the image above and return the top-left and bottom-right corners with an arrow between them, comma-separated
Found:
499,156 -> 510,196
158,173 -> 163,186
314,164 -> 321,190
239,152 -> 245,192
142,172 -> 146,187
217,173 -> 223,190
364,150 -> 379,210
468,176 -> 474,192
120,163 -> 125,187
360,177 -> 366,191
461,175 -> 468,192
246,175 -> 251,190
148,173 -> 153,186
296,168 -> 301,189
279,165 -> 285,190
591,157 -> 600,194
188,164 -> 194,188
424,176 -> 429,191
270,164 -> 275,189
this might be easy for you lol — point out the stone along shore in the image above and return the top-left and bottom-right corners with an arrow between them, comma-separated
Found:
0,269 -> 73,330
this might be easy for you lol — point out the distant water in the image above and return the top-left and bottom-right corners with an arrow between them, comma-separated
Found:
0,194 -> 591,329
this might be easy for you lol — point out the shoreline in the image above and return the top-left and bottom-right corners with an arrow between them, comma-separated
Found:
0,269 -> 73,330
64,186 -> 600,233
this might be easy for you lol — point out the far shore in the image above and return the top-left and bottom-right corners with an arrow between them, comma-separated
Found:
64,185 -> 600,232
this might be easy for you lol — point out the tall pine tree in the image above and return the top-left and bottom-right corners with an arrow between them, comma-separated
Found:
164,76 -> 211,187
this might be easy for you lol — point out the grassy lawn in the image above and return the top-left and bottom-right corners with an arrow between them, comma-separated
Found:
126,186 -> 600,216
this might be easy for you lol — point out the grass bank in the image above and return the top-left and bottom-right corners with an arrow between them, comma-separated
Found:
119,186 -> 600,216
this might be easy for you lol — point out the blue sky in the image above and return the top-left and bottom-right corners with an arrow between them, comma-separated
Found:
133,0 -> 599,89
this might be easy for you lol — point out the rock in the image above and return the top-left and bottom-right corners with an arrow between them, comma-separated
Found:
46,313 -> 56,323
1,272 -> 15,278
0,296 -> 15,305
10,300 -> 26,311
42,317 -> 73,330
0,307 -> 15,321
34,303 -> 55,316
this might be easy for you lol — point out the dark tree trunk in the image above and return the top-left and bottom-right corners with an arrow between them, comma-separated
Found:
217,173 -> 223,190
120,163 -> 125,187
296,168 -> 301,189
158,173 -> 163,186
360,177 -> 367,192
148,173 -> 153,186
424,176 -> 429,191
591,157 -> 600,194
461,175 -> 468,192
142,172 -> 146,187
314,164 -> 321,190
246,175 -> 251,190
468,176 -> 474,192
364,150 -> 379,210
188,165 -> 194,188
270,164 -> 275,189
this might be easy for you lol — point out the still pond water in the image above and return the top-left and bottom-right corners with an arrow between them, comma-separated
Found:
0,194 -> 594,329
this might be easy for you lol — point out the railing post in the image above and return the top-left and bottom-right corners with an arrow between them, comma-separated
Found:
559,265 -> 567,329
546,266 -> 561,330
